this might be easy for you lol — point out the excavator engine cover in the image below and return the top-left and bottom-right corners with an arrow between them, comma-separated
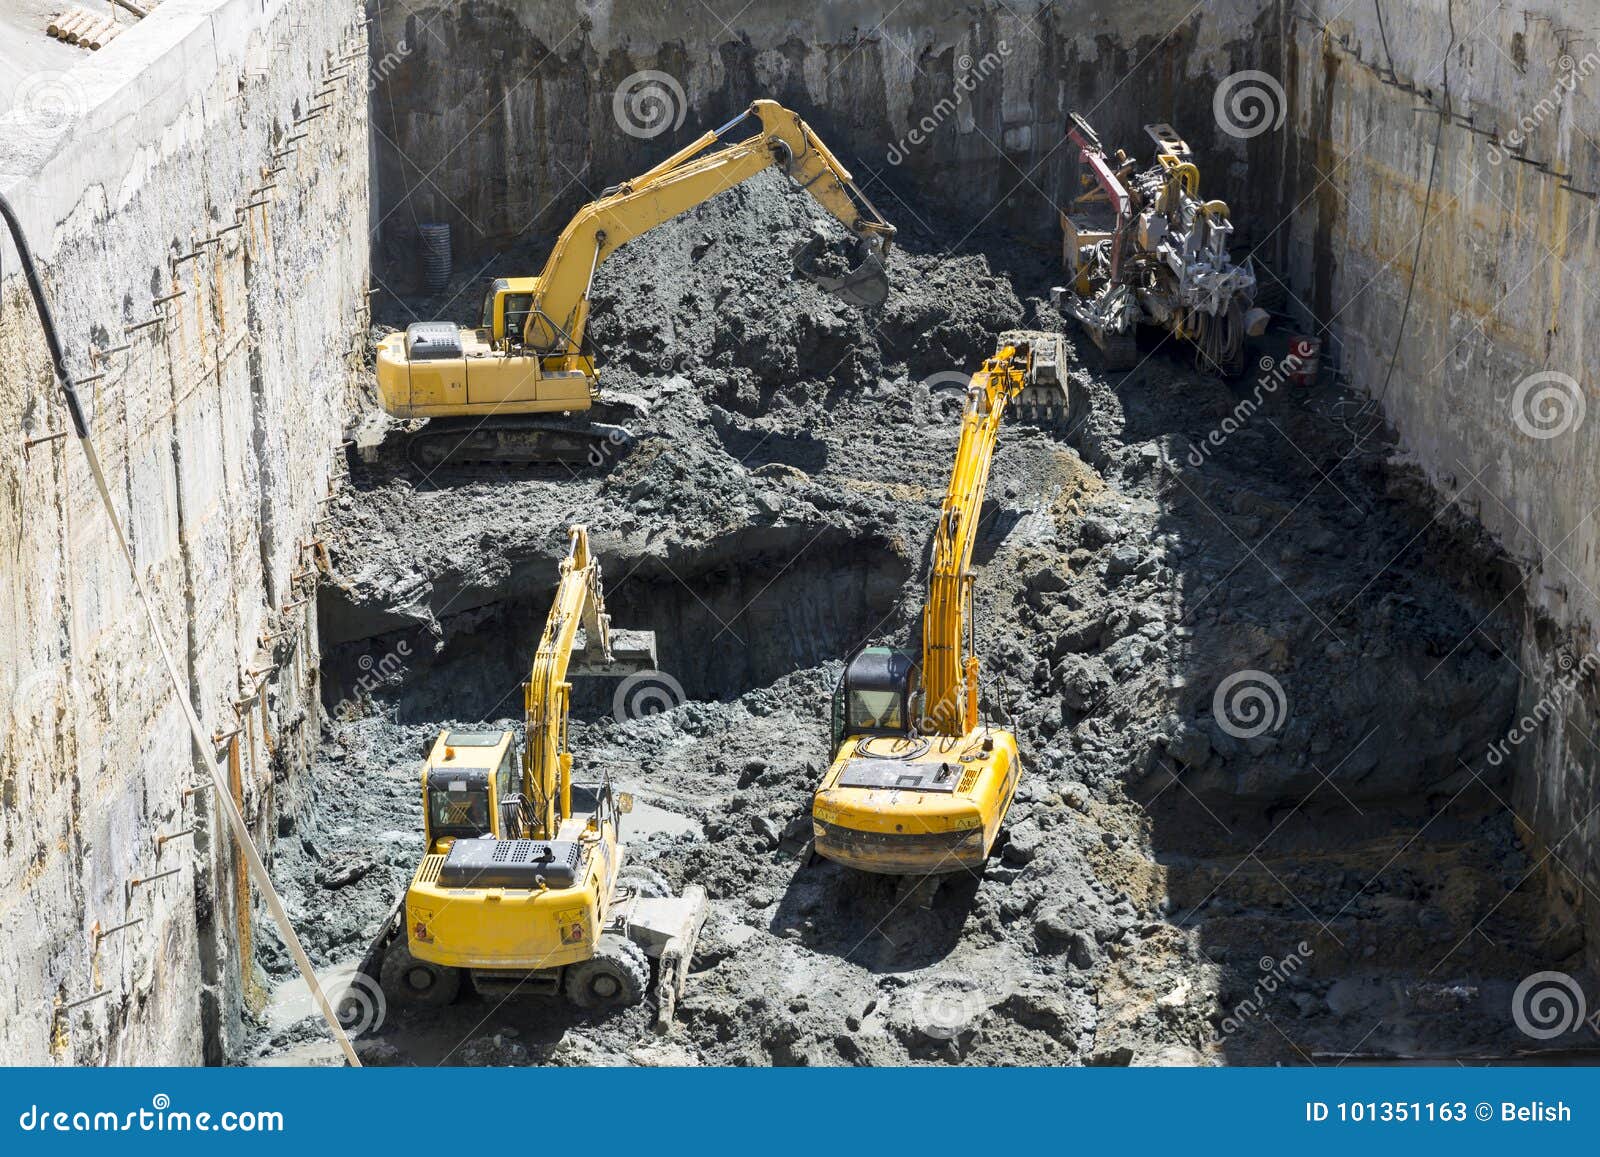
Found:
436,839 -> 582,889
405,322 -> 464,360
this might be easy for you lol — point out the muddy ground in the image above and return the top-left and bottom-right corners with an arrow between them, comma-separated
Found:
247,169 -> 1596,1066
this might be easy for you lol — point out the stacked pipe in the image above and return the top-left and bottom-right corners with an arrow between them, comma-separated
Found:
46,6 -> 126,50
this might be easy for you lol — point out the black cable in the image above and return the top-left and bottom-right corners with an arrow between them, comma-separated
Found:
1372,0 -> 1397,77
0,191 -> 87,437
1363,0 -> 1454,435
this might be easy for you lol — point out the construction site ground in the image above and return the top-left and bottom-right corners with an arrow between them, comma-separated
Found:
247,170 -> 1581,1066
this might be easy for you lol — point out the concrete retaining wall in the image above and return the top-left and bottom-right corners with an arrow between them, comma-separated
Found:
0,0 -> 368,1063
1273,0 -> 1600,969
365,0 -> 1273,277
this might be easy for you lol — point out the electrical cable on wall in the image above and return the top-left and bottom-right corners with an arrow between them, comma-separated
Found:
1358,0 -> 1455,446
0,191 -> 361,1068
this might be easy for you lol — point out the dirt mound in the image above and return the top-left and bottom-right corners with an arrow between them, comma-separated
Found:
248,169 -> 1579,1067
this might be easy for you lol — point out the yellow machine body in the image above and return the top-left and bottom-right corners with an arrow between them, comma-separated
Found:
813,342 -> 1045,876
370,528 -> 705,1022
374,277 -> 596,419
813,730 -> 1020,875
374,99 -> 894,424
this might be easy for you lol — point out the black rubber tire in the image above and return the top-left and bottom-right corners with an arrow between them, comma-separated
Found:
619,866 -> 670,898
563,936 -> 649,1010
379,939 -> 462,1008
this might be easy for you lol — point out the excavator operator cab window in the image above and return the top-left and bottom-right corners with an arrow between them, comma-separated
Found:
834,646 -> 917,751
478,279 -> 509,331
849,689 -> 904,732
427,774 -> 492,839
501,294 -> 534,347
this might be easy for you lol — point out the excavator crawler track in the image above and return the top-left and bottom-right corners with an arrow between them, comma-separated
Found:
404,415 -> 638,471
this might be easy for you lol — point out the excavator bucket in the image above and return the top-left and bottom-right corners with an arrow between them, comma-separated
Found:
792,229 -> 891,309
570,627 -> 658,677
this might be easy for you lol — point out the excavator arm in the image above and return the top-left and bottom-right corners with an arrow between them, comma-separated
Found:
370,99 -> 895,466
919,345 -> 1030,736
519,99 -> 895,354
523,527 -> 605,838
522,526 -> 656,837
809,336 -> 1066,877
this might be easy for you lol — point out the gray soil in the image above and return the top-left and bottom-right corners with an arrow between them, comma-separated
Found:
245,169 -> 1595,1067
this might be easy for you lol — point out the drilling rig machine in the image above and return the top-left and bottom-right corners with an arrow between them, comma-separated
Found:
1054,114 -> 1269,375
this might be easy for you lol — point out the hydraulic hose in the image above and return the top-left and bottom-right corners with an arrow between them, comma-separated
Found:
0,191 -> 360,1066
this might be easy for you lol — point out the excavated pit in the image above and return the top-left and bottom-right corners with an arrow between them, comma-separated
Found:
245,166 -> 1594,1068
320,528 -> 910,719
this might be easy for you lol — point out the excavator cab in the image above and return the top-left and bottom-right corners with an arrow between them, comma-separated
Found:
830,646 -> 919,753
477,277 -> 538,347
419,730 -> 518,849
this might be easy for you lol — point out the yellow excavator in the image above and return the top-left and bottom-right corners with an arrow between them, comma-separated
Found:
366,526 -> 707,1025
372,99 -> 896,468
811,333 -> 1067,883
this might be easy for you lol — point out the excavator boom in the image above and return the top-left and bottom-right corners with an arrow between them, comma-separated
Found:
525,100 -> 894,353
367,526 -> 706,1028
810,333 -> 1067,877
921,346 -> 1030,735
369,99 -> 895,468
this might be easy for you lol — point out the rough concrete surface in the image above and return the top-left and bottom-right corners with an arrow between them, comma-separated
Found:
248,169 -> 1594,1066
0,0 -> 368,1064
